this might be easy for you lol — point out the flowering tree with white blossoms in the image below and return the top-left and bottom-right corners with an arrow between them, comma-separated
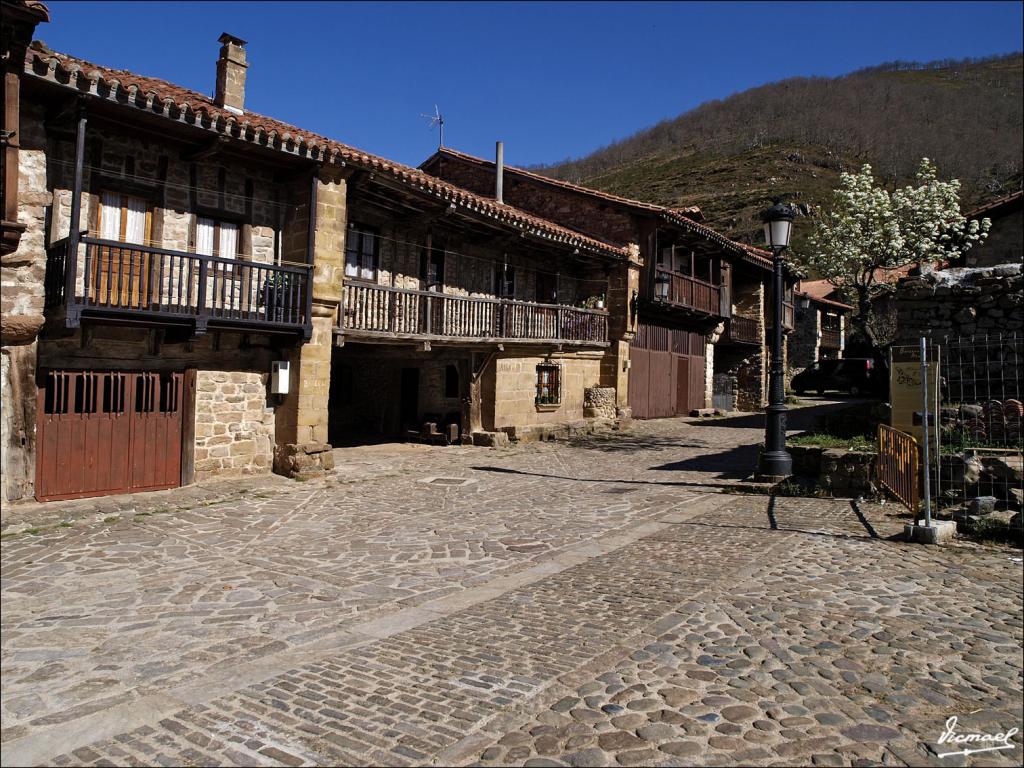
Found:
801,158 -> 990,346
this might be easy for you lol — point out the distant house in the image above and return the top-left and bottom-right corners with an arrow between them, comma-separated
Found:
789,279 -> 851,375
960,191 -> 1022,268
421,148 -> 797,416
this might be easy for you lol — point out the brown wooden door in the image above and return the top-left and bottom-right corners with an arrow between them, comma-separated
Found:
675,356 -> 691,416
649,350 -> 675,419
35,370 -> 184,501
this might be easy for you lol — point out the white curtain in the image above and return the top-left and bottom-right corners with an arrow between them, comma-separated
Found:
100,192 -> 121,240
195,217 -> 215,256
219,221 -> 239,259
124,196 -> 146,244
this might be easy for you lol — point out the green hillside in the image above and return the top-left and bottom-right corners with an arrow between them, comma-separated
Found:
535,55 -> 1023,252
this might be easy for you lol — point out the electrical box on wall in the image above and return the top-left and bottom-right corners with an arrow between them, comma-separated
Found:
270,361 -> 290,395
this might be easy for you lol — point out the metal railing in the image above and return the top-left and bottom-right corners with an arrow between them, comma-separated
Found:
655,269 -> 723,316
47,236 -> 312,335
878,424 -> 921,513
727,314 -> 761,344
339,282 -> 609,344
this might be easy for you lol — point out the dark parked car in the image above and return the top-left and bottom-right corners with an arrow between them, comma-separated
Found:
791,358 -> 878,397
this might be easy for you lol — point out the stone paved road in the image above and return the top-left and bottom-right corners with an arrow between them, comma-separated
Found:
2,404 -> 1021,767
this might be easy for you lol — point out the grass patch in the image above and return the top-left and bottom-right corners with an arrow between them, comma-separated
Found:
57,521 -> 73,528
25,527 -> 42,535
965,516 -> 1023,547
789,433 -> 875,452
102,516 -> 119,524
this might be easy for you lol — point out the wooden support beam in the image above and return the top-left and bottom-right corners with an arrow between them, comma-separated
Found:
180,135 -> 230,161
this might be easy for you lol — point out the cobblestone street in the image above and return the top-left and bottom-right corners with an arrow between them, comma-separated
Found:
2,406 -> 1021,767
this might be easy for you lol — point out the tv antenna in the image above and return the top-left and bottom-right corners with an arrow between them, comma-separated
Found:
421,105 -> 445,148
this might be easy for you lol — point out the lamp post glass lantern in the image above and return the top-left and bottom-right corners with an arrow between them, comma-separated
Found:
655,270 -> 671,301
758,199 -> 797,480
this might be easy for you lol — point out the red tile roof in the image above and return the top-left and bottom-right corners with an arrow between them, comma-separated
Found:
23,43 -> 629,261
965,190 -> 1022,220
795,279 -> 852,311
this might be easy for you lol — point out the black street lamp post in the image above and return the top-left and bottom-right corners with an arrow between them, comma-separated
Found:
757,200 -> 796,480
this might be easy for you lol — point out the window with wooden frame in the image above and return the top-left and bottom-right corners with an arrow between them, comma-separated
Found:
535,272 -> 558,304
535,363 -> 561,406
96,191 -> 152,245
420,236 -> 445,290
345,225 -> 379,282
494,262 -> 516,299
192,216 -> 241,260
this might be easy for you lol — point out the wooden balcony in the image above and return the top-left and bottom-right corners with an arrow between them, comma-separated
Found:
338,282 -> 609,346
655,269 -> 723,317
46,236 -> 312,337
726,314 -> 761,345
820,327 -> 842,349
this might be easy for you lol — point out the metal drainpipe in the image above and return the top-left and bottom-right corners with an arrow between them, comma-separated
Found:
495,141 -> 504,204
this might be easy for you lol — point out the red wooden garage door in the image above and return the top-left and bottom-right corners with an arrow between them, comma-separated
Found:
629,324 -> 706,419
35,370 -> 185,501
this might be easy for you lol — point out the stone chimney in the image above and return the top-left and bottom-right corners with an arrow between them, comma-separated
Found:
215,32 -> 248,115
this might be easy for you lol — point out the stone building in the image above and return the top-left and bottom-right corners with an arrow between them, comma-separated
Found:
788,279 -> 849,375
711,244 -> 797,412
420,148 -> 794,417
0,2 -> 638,503
959,191 -> 1022,269
332,167 -> 637,445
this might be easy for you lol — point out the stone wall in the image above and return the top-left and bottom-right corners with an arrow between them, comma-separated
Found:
583,386 -> 616,419
194,371 -> 275,481
790,446 -> 876,498
894,264 -> 1023,343
486,352 -> 606,430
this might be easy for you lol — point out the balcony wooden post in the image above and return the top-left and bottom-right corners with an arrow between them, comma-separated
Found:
195,258 -> 208,335
303,170 -> 317,340
64,104 -> 87,328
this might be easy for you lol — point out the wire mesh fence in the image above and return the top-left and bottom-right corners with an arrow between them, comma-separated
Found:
934,332 -> 1023,536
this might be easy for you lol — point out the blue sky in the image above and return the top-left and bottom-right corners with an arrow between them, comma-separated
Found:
41,1 -> 1023,168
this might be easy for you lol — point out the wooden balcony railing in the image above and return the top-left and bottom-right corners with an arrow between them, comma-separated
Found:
656,269 -> 723,316
820,327 -> 842,349
727,314 -> 761,345
46,236 -> 312,337
339,282 -> 609,345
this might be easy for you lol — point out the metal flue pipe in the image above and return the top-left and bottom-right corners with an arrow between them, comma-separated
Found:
495,141 -> 504,203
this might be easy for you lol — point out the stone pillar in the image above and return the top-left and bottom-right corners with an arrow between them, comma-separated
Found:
0,99 -> 49,504
274,170 -> 346,478
602,244 -> 640,416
